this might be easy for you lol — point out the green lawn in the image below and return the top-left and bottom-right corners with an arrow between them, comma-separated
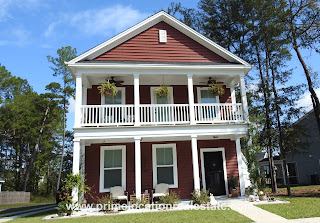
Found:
10,209 -> 253,223
257,196 -> 320,219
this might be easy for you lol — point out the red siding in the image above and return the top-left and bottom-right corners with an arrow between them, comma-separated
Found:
94,22 -> 229,63
87,85 -> 231,105
84,139 -> 239,203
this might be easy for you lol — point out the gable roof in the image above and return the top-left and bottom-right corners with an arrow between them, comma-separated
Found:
67,11 -> 251,68
0,177 -> 5,183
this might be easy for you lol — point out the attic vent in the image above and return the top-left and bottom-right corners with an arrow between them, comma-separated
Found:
159,30 -> 167,43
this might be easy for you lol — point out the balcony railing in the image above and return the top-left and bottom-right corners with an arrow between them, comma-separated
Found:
81,105 -> 134,126
79,103 -> 244,127
194,103 -> 243,123
140,104 -> 190,125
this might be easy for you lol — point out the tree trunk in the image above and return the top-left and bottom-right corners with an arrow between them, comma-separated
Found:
23,103 -> 50,191
56,81 -> 67,191
255,46 -> 277,193
270,61 -> 291,196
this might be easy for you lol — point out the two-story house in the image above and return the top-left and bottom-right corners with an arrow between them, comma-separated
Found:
66,11 -> 252,202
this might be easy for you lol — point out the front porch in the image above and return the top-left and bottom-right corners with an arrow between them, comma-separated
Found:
72,135 -> 247,203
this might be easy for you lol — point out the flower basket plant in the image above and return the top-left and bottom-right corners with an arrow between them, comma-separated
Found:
209,83 -> 225,96
97,80 -> 118,97
154,85 -> 171,98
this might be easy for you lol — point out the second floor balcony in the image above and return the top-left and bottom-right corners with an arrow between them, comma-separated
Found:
73,72 -> 249,128
80,103 -> 244,127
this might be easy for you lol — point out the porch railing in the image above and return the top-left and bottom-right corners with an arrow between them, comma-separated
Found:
79,103 -> 244,126
194,103 -> 243,123
81,105 -> 134,126
140,104 -> 190,125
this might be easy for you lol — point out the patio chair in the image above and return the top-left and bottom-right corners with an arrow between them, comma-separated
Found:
110,186 -> 128,203
152,183 -> 169,202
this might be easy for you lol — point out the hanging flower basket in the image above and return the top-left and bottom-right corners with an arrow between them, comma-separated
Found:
154,85 -> 171,98
97,80 -> 118,97
209,83 -> 225,96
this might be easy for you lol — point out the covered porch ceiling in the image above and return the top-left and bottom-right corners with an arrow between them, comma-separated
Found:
85,73 -> 240,88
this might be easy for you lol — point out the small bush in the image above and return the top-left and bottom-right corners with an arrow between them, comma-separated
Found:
96,195 -> 114,211
191,189 -> 210,205
131,196 -> 149,209
159,191 -> 180,206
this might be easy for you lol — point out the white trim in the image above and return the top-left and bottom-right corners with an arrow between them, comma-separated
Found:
236,139 -> 245,196
200,147 -> 229,196
101,87 -> 126,105
150,86 -> 174,104
66,11 -> 251,67
99,145 -> 126,193
152,143 -> 178,188
197,87 -> 220,103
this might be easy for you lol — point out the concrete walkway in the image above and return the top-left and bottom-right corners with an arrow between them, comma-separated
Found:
217,197 -> 320,223
219,197 -> 290,223
0,204 -> 56,222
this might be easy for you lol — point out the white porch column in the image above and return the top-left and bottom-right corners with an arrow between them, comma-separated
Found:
134,74 -> 140,126
187,74 -> 196,125
230,86 -> 236,104
74,73 -> 83,128
72,140 -> 81,202
135,137 -> 141,199
239,75 -> 249,121
191,135 -> 200,191
236,138 -> 246,196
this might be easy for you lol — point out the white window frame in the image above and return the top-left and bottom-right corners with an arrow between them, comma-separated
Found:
150,86 -> 174,104
101,87 -> 126,105
197,87 -> 220,103
200,147 -> 228,196
99,145 -> 126,193
152,143 -> 178,188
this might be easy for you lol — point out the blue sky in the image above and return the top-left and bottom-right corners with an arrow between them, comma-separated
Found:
0,0 -> 318,129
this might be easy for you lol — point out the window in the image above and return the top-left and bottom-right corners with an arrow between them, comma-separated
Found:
152,144 -> 178,188
101,87 -> 125,105
100,146 -> 126,192
197,87 -> 220,103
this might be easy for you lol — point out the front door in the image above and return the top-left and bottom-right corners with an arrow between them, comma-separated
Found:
203,151 -> 226,195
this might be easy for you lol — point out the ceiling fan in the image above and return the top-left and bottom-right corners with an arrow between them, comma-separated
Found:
199,77 -> 216,86
100,76 -> 124,86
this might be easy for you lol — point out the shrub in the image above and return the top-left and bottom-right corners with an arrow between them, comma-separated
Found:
96,195 -> 114,211
131,196 -> 149,209
159,191 -> 180,206
229,175 -> 239,189
191,189 -> 210,205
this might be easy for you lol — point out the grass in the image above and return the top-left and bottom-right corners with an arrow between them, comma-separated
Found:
265,185 -> 320,197
257,196 -> 320,219
9,209 -> 253,223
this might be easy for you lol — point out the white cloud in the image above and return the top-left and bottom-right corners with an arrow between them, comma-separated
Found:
44,5 -> 149,38
295,88 -> 320,111
0,27 -> 31,46
68,97 -> 75,114
0,0 -> 44,22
